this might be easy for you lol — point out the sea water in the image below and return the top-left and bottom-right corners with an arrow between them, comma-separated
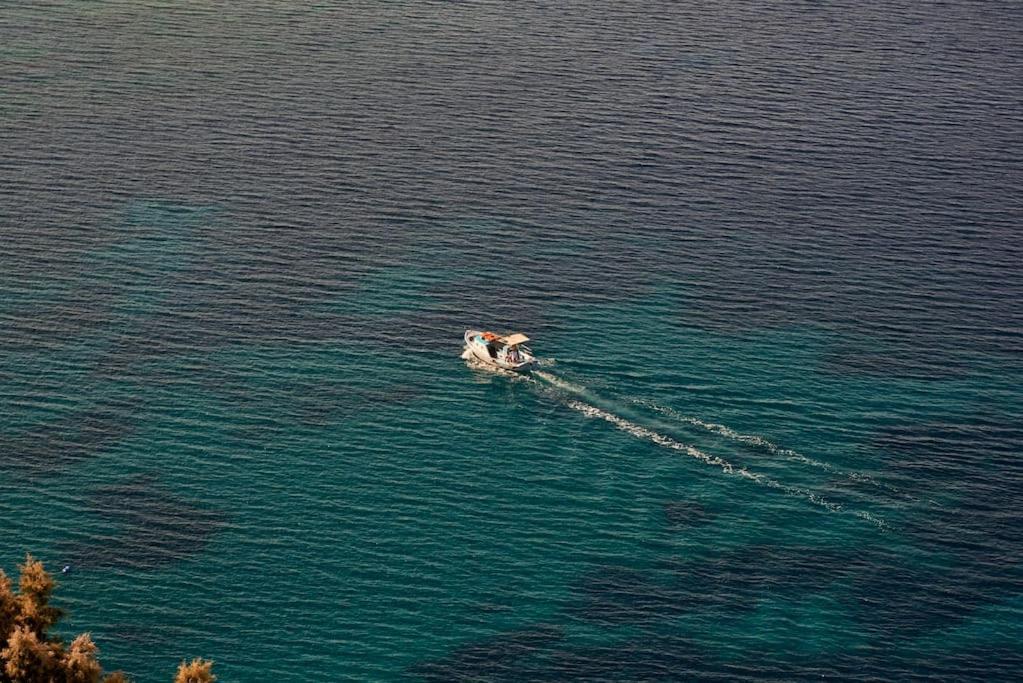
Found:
2,1 -> 1021,680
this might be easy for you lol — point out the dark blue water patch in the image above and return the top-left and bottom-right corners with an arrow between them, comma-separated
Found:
819,345 -> 973,381
0,294 -> 121,354
670,539 -> 1019,644
876,420 -> 1023,471
662,500 -> 712,528
190,362 -> 424,424
411,218 -> 658,303
571,566 -> 694,626
874,416 -> 1023,559
0,200 -> 214,357
407,624 -> 564,683
77,280 -> 361,355
58,474 -> 226,571
860,506 -> 1023,638
668,201 -> 1023,381
521,637 -> 705,682
681,281 -> 1022,381
679,545 -> 858,607
0,403 -> 137,477
410,609 -> 1023,681
289,383 -> 425,426
86,312 -> 391,385
525,637 -> 1023,682
570,543 -> 905,634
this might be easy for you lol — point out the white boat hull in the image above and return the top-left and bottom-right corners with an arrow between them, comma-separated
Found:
463,329 -> 537,372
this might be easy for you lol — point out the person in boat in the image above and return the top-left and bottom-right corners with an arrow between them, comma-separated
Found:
507,346 -> 520,363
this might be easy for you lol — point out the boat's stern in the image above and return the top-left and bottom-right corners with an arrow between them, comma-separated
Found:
508,357 -> 538,373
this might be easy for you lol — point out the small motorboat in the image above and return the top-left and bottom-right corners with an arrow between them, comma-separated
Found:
463,330 -> 538,372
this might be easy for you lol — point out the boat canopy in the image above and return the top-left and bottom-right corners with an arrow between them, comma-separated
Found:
499,333 -> 530,346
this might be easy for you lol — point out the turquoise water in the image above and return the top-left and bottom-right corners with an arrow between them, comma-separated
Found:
2,2 -> 1022,681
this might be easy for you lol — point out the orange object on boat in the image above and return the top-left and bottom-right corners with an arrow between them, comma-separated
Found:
482,332 -> 498,341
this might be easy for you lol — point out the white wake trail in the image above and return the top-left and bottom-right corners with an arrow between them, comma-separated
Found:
570,400 -> 889,529
531,369 -> 888,529
633,398 -> 899,494
539,372 -> 876,485
533,370 -> 587,395
569,400 -> 749,477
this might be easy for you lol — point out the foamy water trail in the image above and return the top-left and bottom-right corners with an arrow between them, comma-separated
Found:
567,399 -> 889,529
633,398 -> 899,494
516,368 -> 887,528
540,372 -> 888,491
534,370 -> 587,395
569,400 -> 745,476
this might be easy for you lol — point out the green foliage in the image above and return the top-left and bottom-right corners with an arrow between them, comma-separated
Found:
0,555 -> 214,683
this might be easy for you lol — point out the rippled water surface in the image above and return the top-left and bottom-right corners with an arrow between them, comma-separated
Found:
2,1 -> 1022,680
